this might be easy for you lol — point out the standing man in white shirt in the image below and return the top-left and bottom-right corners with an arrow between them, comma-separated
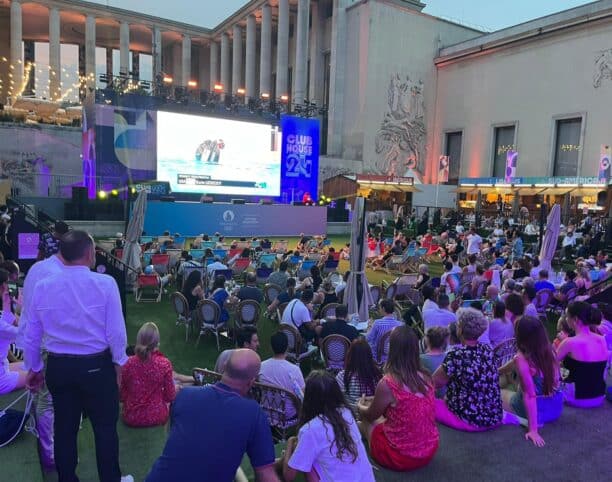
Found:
23,231 -> 132,482
466,226 -> 483,255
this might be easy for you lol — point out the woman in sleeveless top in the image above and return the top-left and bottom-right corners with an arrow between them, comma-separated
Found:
556,302 -> 608,408
499,316 -> 563,447
357,325 -> 439,471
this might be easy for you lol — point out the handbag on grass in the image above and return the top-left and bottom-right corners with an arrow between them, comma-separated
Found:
0,390 -> 35,447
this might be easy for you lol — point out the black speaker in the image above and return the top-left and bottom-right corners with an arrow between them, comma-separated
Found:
71,186 -> 88,220
160,196 -> 175,202
231,199 -> 245,204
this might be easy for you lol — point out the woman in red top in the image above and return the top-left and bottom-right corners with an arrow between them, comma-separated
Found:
120,322 -> 176,427
357,325 -> 439,471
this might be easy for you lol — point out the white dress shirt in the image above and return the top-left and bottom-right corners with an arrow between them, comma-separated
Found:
23,265 -> 128,372
207,261 -> 228,276
16,255 -> 65,350
423,306 -> 457,332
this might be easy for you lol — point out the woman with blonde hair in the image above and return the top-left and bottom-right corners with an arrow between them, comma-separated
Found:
120,322 -> 176,427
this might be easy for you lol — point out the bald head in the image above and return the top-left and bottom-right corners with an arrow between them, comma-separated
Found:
486,285 -> 499,299
223,349 -> 261,384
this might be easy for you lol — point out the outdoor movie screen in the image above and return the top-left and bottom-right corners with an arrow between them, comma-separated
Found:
156,111 -> 281,196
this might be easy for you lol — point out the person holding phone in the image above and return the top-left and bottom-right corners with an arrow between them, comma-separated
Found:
0,268 -> 27,394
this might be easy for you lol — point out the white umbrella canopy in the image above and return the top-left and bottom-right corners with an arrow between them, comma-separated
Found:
122,189 -> 147,289
538,203 -> 561,273
345,197 -> 374,322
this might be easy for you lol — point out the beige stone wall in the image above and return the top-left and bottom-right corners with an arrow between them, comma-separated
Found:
431,20 -> 612,182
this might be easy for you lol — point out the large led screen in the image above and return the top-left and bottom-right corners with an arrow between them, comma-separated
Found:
157,111 -> 281,196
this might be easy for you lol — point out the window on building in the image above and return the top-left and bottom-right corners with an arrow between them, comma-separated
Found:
445,131 -> 463,183
553,117 -> 582,177
492,125 -> 516,178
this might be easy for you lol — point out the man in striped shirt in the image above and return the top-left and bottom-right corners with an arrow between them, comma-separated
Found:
366,299 -> 402,363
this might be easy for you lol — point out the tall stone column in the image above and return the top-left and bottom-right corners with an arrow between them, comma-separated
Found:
10,0 -> 23,95
232,24 -> 243,94
309,0 -> 325,104
220,32 -> 230,95
49,7 -> 61,100
181,34 -> 191,86
152,26 -> 162,81
85,14 -> 96,92
259,3 -> 272,97
245,15 -> 256,102
294,0 -> 310,104
209,40 -> 219,88
275,0 -> 289,98
119,21 -> 130,76
328,0 -> 348,156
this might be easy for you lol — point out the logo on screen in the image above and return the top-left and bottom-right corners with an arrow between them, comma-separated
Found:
223,210 -> 235,222
286,153 -> 312,178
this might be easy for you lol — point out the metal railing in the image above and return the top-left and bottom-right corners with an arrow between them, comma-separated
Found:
9,173 -> 122,198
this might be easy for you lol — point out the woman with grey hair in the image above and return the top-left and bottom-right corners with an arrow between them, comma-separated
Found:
432,308 -> 503,431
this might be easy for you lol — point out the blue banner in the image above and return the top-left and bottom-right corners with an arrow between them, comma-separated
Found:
280,115 -> 320,203
143,202 -> 327,237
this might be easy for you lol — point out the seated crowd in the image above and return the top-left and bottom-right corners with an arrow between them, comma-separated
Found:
3,224 -> 611,482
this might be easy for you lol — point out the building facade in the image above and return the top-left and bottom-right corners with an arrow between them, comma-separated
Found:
1,0 -> 611,197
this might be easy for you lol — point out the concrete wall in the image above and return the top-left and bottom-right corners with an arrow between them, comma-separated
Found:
322,0 -> 480,182
431,20 -> 612,181
0,123 -> 82,196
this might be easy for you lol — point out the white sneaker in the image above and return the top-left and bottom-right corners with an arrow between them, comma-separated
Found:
121,476 -> 134,482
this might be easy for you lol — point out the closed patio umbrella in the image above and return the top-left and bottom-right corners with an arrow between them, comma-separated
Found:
345,197 -> 374,322
122,189 -> 147,291
538,203 -> 560,273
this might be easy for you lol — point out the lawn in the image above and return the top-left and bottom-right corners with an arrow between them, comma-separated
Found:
3,236 -> 581,481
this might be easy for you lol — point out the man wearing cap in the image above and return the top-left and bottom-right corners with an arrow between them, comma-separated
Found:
38,221 -> 70,260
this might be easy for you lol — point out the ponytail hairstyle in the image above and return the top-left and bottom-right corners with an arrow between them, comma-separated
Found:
134,322 -> 160,361
567,301 -> 598,326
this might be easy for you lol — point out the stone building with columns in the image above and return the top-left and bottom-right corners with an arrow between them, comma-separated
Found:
1,0 -> 611,199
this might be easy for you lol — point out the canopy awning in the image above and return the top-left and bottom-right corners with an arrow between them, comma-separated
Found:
357,180 -> 421,192
454,186 -> 479,194
569,187 -> 606,197
539,187 -> 575,196
515,187 -> 546,196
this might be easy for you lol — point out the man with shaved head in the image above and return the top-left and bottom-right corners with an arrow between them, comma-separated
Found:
146,349 -> 279,482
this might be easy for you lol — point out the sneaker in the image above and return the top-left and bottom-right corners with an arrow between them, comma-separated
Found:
121,476 -> 134,482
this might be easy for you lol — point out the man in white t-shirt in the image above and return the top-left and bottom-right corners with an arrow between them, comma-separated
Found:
281,290 -> 320,342
466,227 -> 483,255
260,332 -> 305,400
